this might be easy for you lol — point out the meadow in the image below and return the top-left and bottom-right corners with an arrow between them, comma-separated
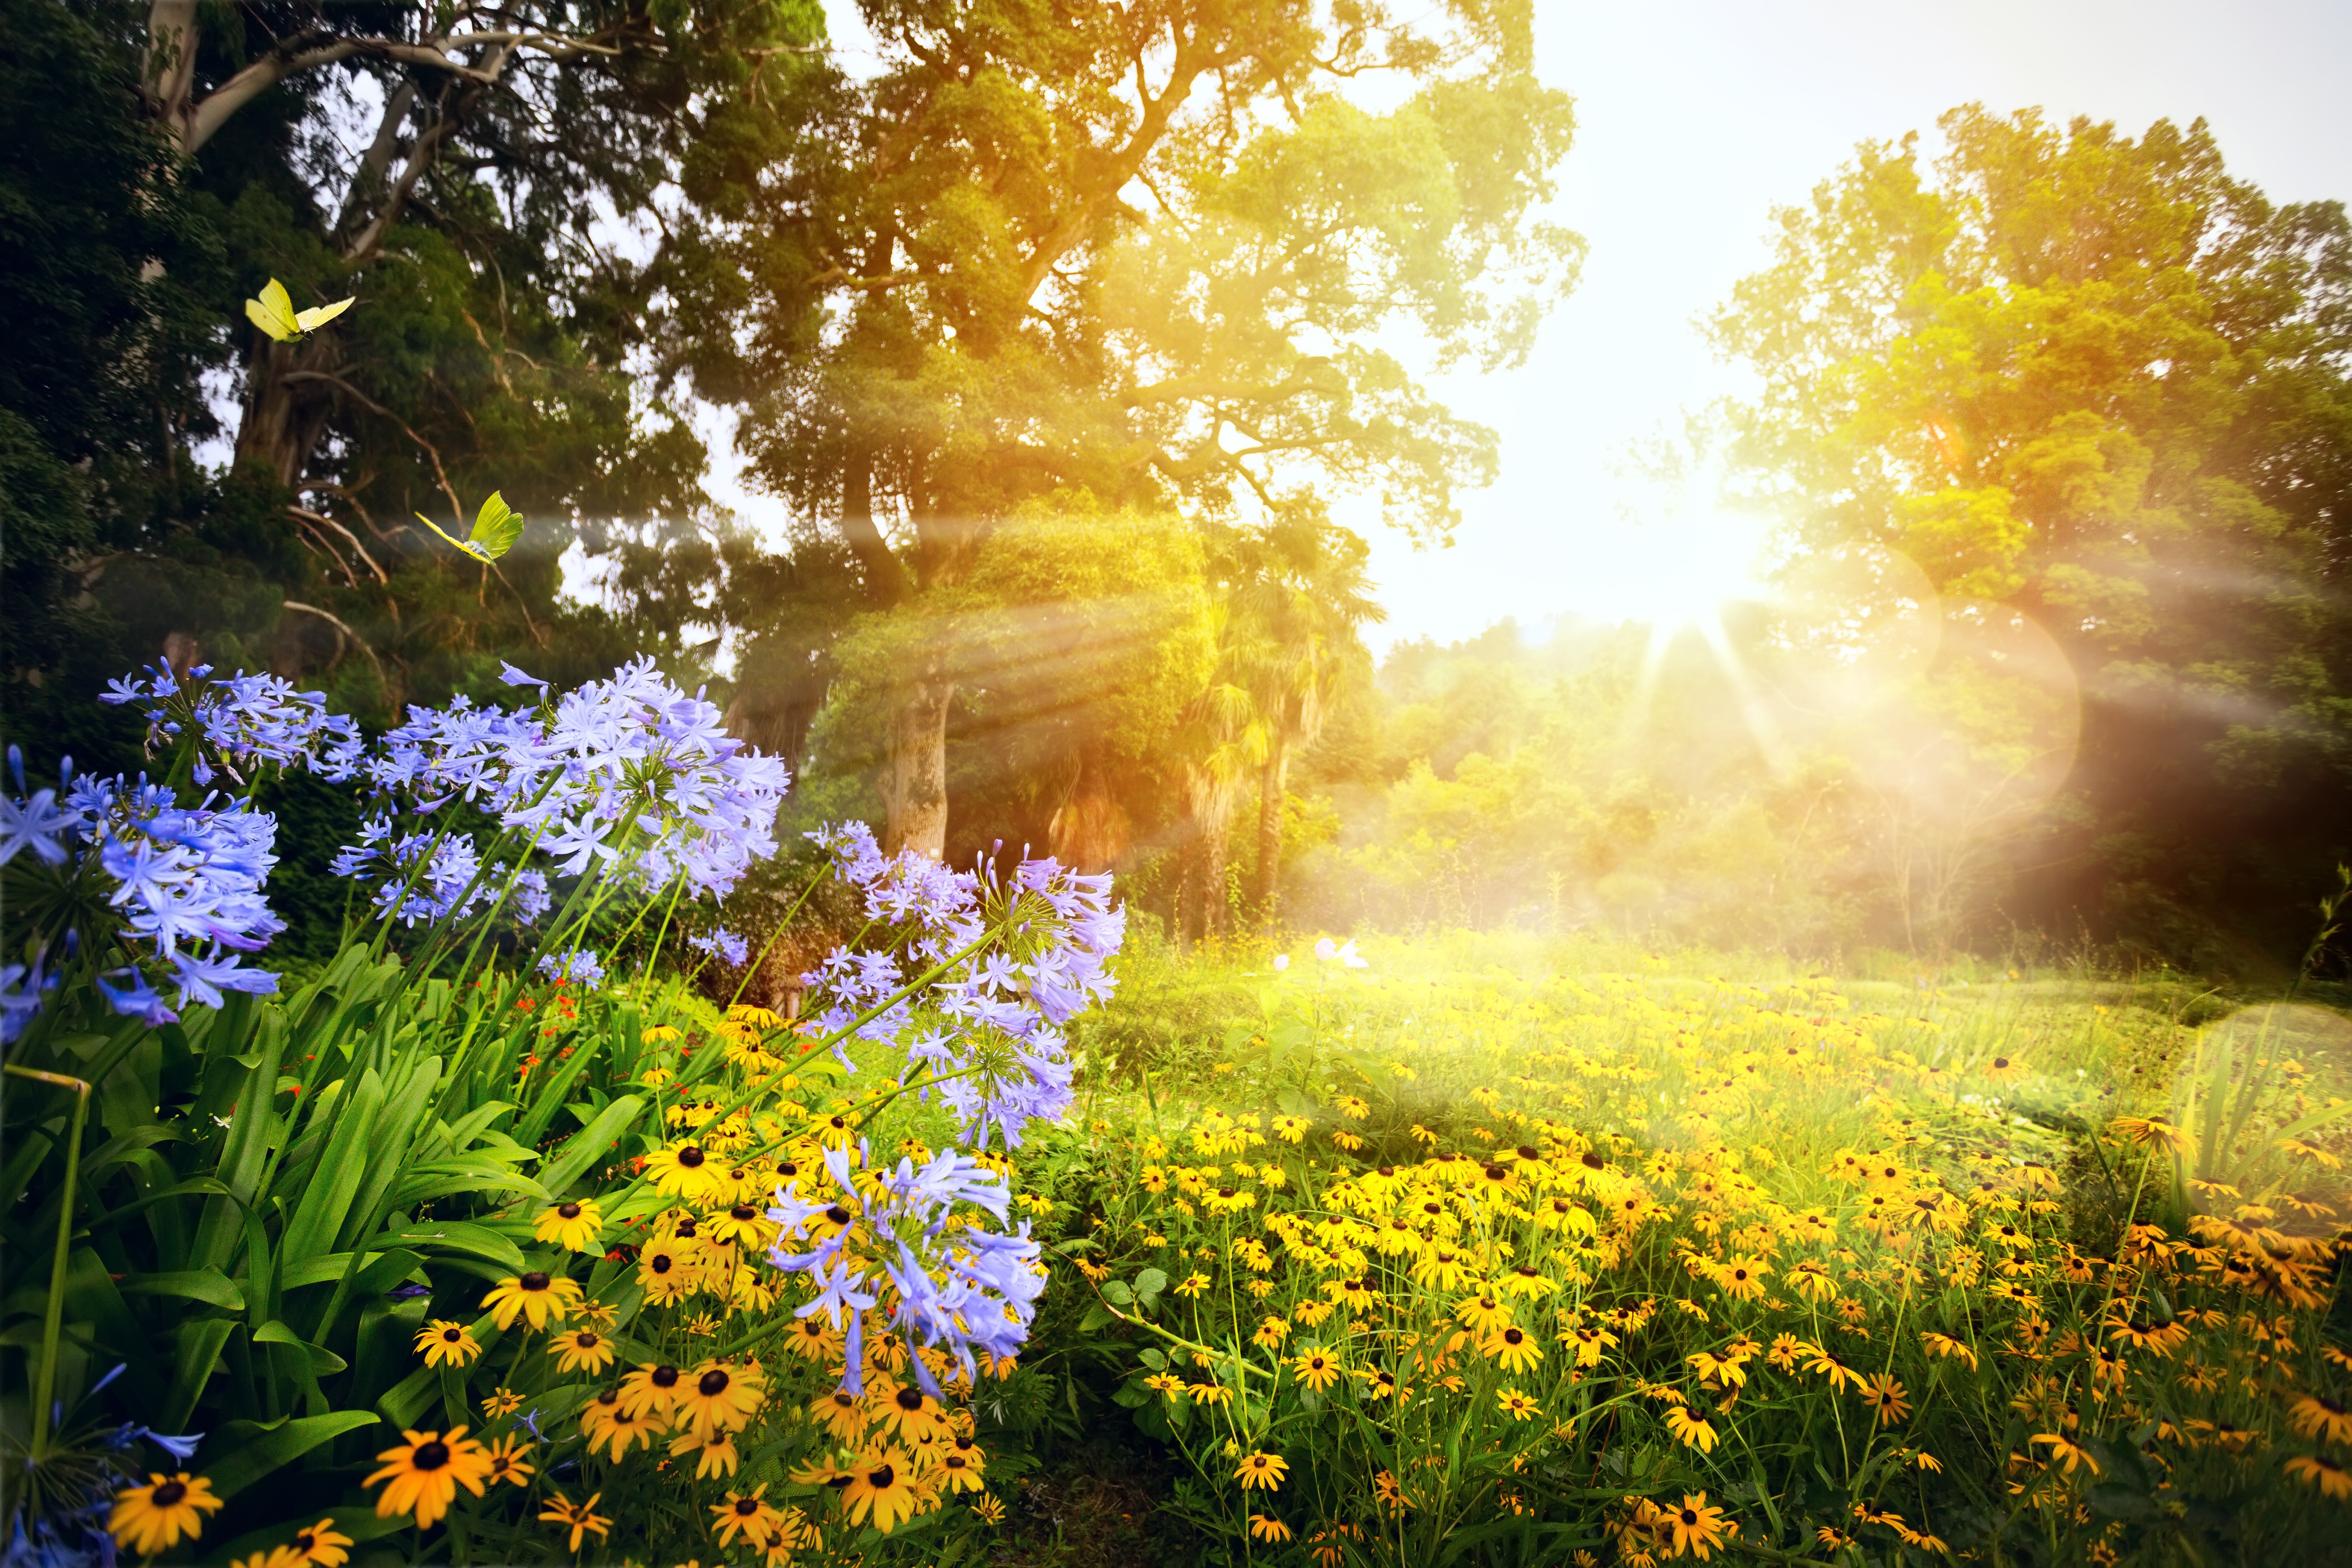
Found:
10,667 -> 2345,1568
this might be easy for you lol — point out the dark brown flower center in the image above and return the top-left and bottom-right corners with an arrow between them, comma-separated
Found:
1503,1329 -> 1523,1345
895,1387 -> 924,1412
700,1369 -> 731,1396
651,1365 -> 679,1387
868,1465 -> 896,1487
152,1480 -> 188,1507
826,1204 -> 852,1226
1681,1509 -> 1699,1526
413,1442 -> 449,1471
731,1204 -> 757,1221
441,1329 -> 462,1342
1483,1164 -> 1508,1182
558,1202 -> 582,1218
1582,1152 -> 1606,1170
733,1498 -> 759,1516
650,1255 -> 674,1274
677,1146 -> 706,1168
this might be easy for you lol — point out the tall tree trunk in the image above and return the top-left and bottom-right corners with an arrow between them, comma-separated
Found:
881,654 -> 953,857
1048,752 -> 1130,872
238,334 -> 347,488
1252,745 -> 1289,932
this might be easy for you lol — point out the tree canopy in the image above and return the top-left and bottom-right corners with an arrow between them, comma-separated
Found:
1712,106 -> 2352,963
666,0 -> 1580,853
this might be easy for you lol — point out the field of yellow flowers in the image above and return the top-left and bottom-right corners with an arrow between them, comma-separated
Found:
55,930 -> 2352,1568
1009,939 -> 2352,1566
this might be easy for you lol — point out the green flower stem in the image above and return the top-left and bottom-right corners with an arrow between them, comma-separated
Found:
4,1064 -> 91,1457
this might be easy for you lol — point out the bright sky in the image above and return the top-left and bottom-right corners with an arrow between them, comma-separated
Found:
699,1 -> 2352,653
1357,0 -> 2352,649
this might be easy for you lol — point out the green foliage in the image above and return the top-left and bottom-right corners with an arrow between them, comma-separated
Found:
1710,105 -> 2352,967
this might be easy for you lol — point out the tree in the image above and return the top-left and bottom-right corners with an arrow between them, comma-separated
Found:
674,0 -> 1582,854
1712,106 -> 2352,961
3,0 -> 823,742
1235,510 -> 1381,930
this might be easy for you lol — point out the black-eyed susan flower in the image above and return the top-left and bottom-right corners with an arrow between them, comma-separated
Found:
841,1448 -> 922,1532
644,1141 -> 730,1202
365,1428 -> 494,1529
481,1386 -> 525,1418
712,1486 -> 790,1551
676,1357 -> 767,1438
414,1320 -> 481,1367
1663,1493 -> 1732,1560
286,1518 -> 351,1568
1486,1325 -> 1543,1375
2289,1394 -> 2352,1445
635,1238 -> 699,1306
1252,1315 -> 1290,1348
1234,1451 -> 1289,1491
1859,1373 -> 1911,1425
1145,1373 -> 1188,1400
108,1473 -> 224,1557
810,1386 -> 870,1442
705,1201 -> 778,1249
1455,1293 -> 1512,1335
228,1548 -> 302,1568
480,1270 -> 582,1331
783,1313 -> 842,1362
1496,1388 -> 1540,1421
550,1327 -> 615,1375
936,1435 -> 988,1493
666,1426 -> 741,1479
618,1361 -> 685,1419
533,1198 -> 604,1252
482,1433 -> 536,1488
1664,1406 -> 1720,1453
1293,1349 -> 1343,1392
1249,1513 -> 1294,1542
536,1490 -> 611,1554
2286,1453 -> 2352,1499
2031,1432 -> 2101,1476
1712,1256 -> 1770,1301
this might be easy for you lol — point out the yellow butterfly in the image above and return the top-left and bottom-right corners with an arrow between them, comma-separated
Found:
417,491 -> 523,562
244,277 -> 356,341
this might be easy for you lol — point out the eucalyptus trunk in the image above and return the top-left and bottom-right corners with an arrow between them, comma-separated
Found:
881,660 -> 954,858
1252,744 -> 1290,933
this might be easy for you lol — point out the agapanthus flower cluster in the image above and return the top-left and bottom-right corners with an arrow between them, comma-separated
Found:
535,949 -> 605,988
769,1140 -> 1044,1394
802,823 -> 1125,1148
1,750 -> 282,1040
101,661 -> 361,786
331,659 -> 789,915
689,927 -> 750,967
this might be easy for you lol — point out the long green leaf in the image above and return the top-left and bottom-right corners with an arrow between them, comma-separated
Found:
198,1411 -> 379,1501
120,1269 -> 245,1311
253,1319 -> 348,1375
338,1056 -> 443,1252
279,1067 -> 385,1265
538,1093 -> 647,1195
161,1317 -> 238,1431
